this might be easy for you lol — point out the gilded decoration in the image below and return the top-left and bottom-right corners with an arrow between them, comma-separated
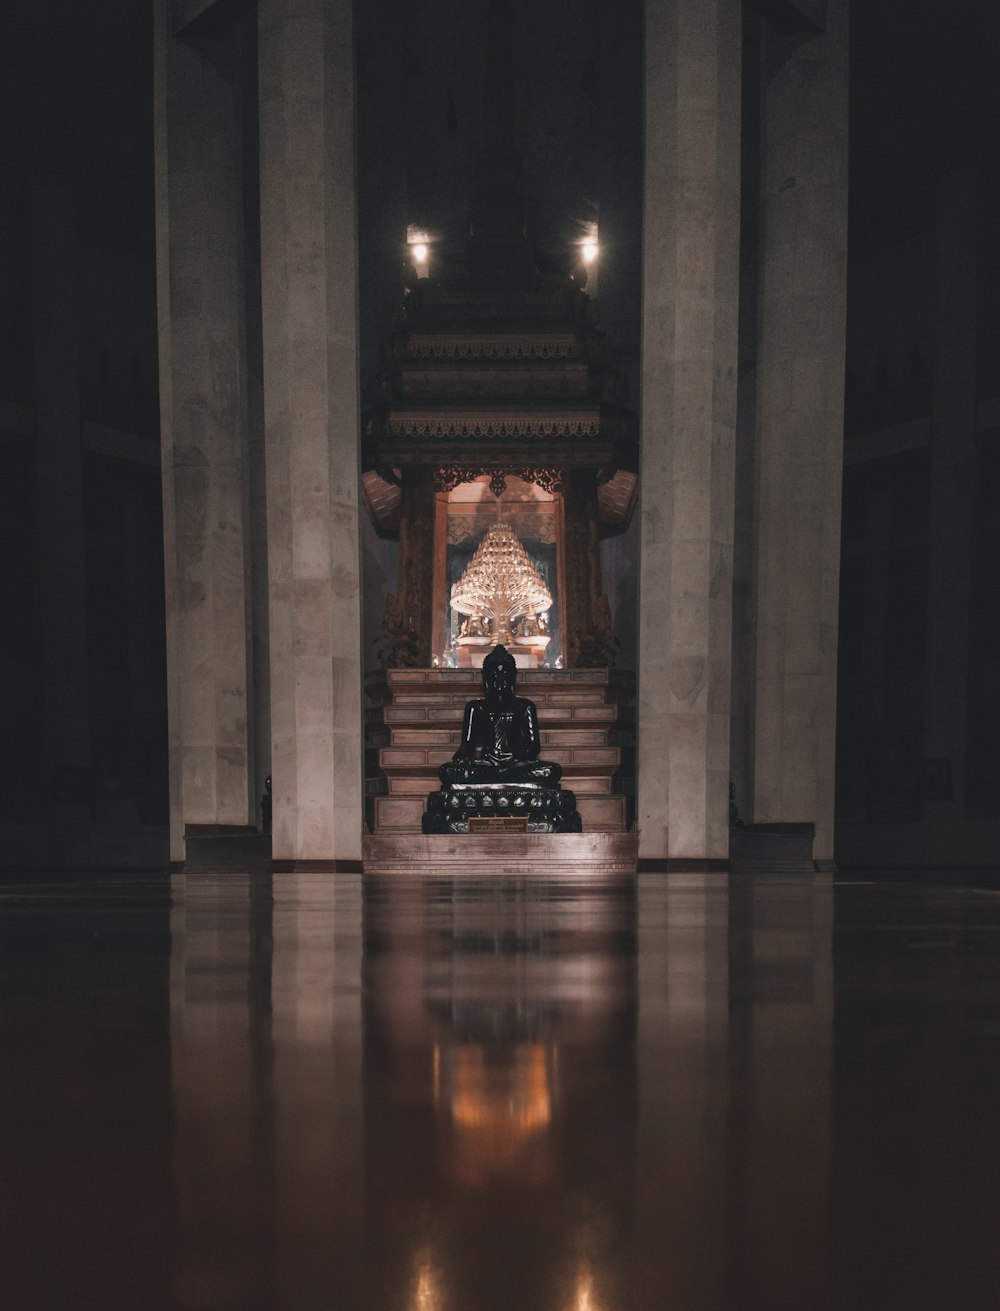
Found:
447,514 -> 557,547
434,465 -> 562,497
406,333 -> 581,361
386,412 -> 601,440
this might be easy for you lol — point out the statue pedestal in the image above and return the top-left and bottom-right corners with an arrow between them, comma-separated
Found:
363,832 -> 638,877
423,780 -> 581,834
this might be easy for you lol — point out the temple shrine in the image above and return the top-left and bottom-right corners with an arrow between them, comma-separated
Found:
361,2 -> 638,870
144,0 -> 858,875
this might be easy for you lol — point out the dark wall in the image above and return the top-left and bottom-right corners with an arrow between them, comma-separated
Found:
836,0 -> 1000,857
0,2 -> 166,859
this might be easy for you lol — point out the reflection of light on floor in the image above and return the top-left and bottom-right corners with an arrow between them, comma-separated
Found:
434,1042 -> 557,1186
449,1044 -> 551,1134
411,1253 -> 441,1311
573,1268 -> 597,1311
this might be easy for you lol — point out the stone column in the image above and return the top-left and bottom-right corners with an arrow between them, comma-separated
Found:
923,170 -> 978,858
751,2 -> 849,863
155,5 -> 254,860
258,0 -> 364,865
638,0 -> 742,861
30,176 -> 91,820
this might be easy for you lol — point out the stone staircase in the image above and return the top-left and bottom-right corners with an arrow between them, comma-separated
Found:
365,668 -> 634,835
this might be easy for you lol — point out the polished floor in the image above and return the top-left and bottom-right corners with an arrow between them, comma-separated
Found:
2,865 -> 1000,1310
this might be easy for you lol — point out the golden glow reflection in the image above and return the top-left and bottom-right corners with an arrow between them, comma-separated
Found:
411,1251 -> 442,1311
449,1044 -> 551,1135
435,1042 -> 556,1185
572,1267 -> 603,1311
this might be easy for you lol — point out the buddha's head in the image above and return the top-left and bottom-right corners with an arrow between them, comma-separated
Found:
482,644 -> 517,703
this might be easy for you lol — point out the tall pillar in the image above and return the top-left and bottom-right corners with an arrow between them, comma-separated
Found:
923,170 -> 978,857
751,2 -> 849,863
258,0 -> 364,865
638,0 -> 742,861
155,6 -> 254,861
30,176 -> 91,818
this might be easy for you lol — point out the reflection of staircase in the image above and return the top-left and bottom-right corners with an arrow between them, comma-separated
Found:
365,669 -> 634,835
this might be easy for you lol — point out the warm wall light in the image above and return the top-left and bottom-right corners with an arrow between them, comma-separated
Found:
407,224 -> 431,277
579,220 -> 599,267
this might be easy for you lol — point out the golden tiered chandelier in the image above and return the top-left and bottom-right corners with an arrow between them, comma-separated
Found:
450,521 -> 552,647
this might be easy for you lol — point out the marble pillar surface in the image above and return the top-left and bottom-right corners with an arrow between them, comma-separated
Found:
752,1 -> 849,863
258,0 -> 364,863
638,0 -> 742,860
155,5 -> 253,856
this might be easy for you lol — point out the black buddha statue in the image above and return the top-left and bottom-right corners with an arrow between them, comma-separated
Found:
422,645 -> 581,834
439,644 -> 560,785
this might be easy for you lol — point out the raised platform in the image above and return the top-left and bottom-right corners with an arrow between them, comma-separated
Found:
363,832 -> 638,877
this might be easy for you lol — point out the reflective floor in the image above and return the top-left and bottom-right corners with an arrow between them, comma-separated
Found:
2,867 -> 1000,1310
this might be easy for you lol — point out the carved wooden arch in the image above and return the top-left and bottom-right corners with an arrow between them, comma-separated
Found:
433,465 -> 563,498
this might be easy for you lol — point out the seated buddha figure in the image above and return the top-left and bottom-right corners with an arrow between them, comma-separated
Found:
438,644 -> 563,787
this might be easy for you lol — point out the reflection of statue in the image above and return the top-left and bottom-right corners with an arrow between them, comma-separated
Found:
439,645 -> 562,786
422,645 -> 581,833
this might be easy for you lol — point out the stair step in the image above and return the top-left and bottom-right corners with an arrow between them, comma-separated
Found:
379,745 -> 621,772
381,703 -> 617,724
383,669 -> 616,687
388,774 -> 614,796
390,689 -> 611,707
388,727 -> 610,747
577,796 -> 628,831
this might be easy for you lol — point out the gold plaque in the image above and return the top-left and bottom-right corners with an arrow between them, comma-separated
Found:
468,816 -> 529,834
